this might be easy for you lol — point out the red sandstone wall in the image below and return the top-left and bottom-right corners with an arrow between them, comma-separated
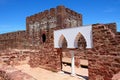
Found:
87,23 -> 120,80
29,47 -> 62,71
0,5 -> 120,80
64,8 -> 82,28
60,23 -> 120,80
0,5 -> 82,72
26,6 -> 82,46
27,6 -> 82,71
0,31 -> 27,50
26,6 -> 120,79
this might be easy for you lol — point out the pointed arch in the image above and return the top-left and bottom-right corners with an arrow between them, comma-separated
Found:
74,32 -> 86,49
58,34 -> 68,48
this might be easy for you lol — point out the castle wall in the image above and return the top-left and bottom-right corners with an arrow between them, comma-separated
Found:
64,8 -> 82,28
26,6 -> 82,46
26,6 -> 82,71
87,23 -> 120,80
0,5 -> 83,71
0,31 -> 27,50
0,5 -> 119,80
57,23 -> 120,80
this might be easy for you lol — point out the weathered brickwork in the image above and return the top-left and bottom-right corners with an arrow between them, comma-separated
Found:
56,23 -> 120,80
29,48 -> 62,72
0,5 -> 120,80
87,23 -> 120,80
0,31 -> 27,50
26,6 -> 82,71
0,49 -> 31,66
26,6 -> 82,47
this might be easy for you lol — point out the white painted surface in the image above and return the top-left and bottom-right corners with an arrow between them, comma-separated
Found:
70,50 -> 76,76
54,25 -> 93,48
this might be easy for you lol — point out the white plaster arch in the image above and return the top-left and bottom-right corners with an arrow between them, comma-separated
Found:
54,25 -> 93,49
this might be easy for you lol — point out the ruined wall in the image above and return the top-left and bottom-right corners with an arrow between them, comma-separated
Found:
0,5 -> 82,72
0,31 -> 27,50
26,5 -> 82,46
0,49 -> 32,66
27,6 -> 82,71
61,23 -> 120,80
64,8 -> 82,28
87,23 -> 120,80
0,5 -> 119,80
29,48 -> 62,72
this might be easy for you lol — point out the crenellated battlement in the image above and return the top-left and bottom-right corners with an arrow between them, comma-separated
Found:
26,5 -> 82,30
26,5 -> 82,46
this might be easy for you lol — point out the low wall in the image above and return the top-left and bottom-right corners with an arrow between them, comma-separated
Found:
29,43 -> 62,72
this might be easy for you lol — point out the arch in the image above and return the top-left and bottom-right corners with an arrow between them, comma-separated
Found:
74,32 -> 86,49
54,25 -> 92,48
58,34 -> 68,48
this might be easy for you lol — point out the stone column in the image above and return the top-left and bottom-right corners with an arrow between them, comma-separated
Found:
70,50 -> 75,76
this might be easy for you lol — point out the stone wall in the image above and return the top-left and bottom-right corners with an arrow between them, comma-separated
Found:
26,5 -> 82,71
0,49 -> 32,66
0,5 -> 83,76
26,5 -> 82,47
0,31 -> 27,50
60,23 -> 120,80
87,23 -> 120,80
0,5 -> 120,80
29,48 -> 62,72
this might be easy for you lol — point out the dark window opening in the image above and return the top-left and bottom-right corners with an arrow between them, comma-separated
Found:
42,34 -> 46,43
77,34 -> 86,50
62,38 -> 67,49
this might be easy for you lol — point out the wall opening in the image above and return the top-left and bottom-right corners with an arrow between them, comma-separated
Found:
58,35 -> 68,48
57,33 -> 88,79
42,34 -> 46,43
74,32 -> 86,50
61,37 -> 67,49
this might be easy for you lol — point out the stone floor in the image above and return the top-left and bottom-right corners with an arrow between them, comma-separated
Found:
15,64 -> 88,80
0,54 -> 88,80
62,64 -> 88,79
62,57 -> 88,79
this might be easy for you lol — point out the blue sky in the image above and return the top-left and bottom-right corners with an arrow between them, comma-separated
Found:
0,0 -> 120,34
